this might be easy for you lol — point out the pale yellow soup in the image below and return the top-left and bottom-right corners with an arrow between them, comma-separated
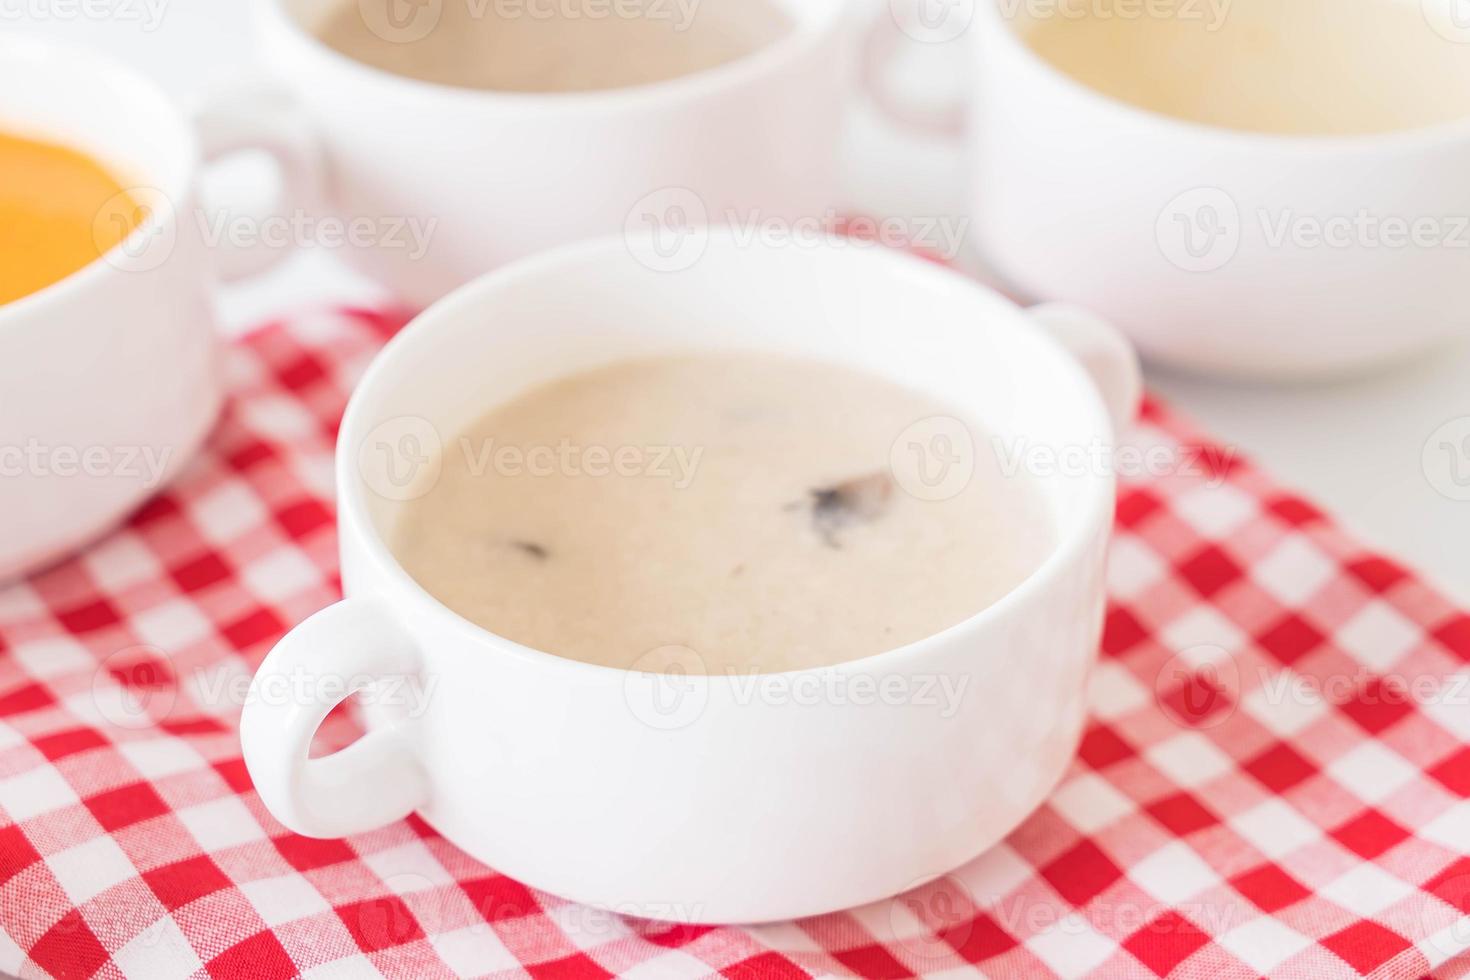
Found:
1022,0 -> 1470,135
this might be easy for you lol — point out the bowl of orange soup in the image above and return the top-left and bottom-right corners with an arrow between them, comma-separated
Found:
0,35 -> 318,580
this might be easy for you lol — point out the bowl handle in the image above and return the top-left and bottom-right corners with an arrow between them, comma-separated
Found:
192,78 -> 325,283
240,597 -> 429,839
1027,302 -> 1144,436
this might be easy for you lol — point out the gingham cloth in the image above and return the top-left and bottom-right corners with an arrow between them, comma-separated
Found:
1,305 -> 1469,980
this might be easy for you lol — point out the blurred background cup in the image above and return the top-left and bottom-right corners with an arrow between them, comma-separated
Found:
0,36 -> 320,581
867,0 -> 1470,380
252,0 -> 857,308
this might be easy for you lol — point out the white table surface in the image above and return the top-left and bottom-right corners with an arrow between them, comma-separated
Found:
13,4 -> 1469,602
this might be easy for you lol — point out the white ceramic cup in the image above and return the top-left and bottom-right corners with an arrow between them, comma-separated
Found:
0,37 -> 321,581
241,231 -> 1140,923
252,0 -> 856,308
963,0 -> 1470,379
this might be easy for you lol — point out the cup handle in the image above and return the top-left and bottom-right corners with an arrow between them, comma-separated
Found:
1027,303 -> 1144,436
859,1 -> 969,140
192,78 -> 324,282
240,597 -> 429,839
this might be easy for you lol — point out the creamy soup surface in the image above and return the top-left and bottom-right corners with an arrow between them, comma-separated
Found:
392,354 -> 1054,674
1021,0 -> 1470,135
316,0 -> 793,93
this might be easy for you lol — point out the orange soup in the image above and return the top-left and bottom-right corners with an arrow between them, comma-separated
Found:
0,131 -> 144,307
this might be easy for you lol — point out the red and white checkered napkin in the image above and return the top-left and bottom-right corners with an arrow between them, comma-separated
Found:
1,306 -> 1469,980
